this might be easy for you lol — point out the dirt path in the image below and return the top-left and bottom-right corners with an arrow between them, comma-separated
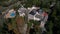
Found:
16,17 -> 27,34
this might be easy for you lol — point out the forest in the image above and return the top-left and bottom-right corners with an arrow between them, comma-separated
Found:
0,0 -> 60,34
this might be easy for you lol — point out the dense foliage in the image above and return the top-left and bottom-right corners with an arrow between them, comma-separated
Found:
0,0 -> 60,34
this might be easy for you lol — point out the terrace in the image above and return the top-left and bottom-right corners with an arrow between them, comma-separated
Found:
5,9 -> 16,18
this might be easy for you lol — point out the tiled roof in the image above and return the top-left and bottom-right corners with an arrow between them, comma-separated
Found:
18,8 -> 26,12
35,14 -> 42,19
